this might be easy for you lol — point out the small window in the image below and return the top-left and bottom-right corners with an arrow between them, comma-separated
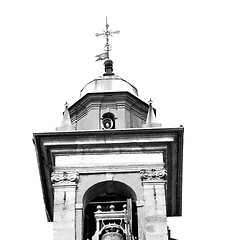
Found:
101,112 -> 115,130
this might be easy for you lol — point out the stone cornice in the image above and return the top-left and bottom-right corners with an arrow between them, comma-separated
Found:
33,127 -> 184,220
69,92 -> 149,117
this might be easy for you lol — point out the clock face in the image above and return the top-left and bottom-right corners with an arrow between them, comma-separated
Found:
102,118 -> 114,130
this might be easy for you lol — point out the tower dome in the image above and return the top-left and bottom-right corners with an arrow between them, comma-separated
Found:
80,60 -> 138,97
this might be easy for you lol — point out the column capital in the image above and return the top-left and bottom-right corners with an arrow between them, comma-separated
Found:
51,171 -> 79,187
140,168 -> 167,183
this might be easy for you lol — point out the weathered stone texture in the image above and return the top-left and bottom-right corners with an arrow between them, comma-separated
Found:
53,229 -> 75,240
142,180 -> 168,240
53,182 -> 77,240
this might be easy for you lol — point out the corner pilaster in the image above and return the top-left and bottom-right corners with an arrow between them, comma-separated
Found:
140,169 -> 168,240
51,171 -> 80,240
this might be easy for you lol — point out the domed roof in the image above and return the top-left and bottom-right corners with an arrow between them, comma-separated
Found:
80,75 -> 138,97
80,60 -> 138,97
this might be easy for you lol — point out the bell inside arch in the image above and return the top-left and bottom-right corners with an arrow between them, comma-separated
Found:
83,181 -> 138,240
101,224 -> 124,240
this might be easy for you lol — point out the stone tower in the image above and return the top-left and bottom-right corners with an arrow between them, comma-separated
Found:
33,57 -> 183,240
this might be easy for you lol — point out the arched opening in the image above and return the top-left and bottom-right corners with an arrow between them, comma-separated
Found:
83,181 -> 138,240
101,112 -> 115,130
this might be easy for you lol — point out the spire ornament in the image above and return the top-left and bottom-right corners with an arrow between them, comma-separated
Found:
64,101 -> 69,108
95,17 -> 120,61
56,102 -> 74,131
142,99 -> 162,128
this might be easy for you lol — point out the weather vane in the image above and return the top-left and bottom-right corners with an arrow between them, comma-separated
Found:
95,17 -> 120,61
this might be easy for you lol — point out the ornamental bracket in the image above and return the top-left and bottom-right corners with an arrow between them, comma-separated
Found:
140,168 -> 167,183
51,171 -> 80,186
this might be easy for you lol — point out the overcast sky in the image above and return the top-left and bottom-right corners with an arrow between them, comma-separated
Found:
1,1 -> 240,240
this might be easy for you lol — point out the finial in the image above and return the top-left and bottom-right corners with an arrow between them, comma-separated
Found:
103,59 -> 114,76
110,205 -> 115,211
148,98 -> 153,104
56,102 -> 74,131
97,205 -> 102,212
142,99 -> 162,128
95,17 -> 120,61
146,99 -> 157,125
64,101 -> 69,108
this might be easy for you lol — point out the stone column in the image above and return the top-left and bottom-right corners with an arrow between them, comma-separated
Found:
51,171 -> 79,240
140,169 -> 168,240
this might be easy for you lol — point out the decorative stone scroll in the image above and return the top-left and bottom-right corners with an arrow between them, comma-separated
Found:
140,168 -> 167,181
51,171 -> 79,185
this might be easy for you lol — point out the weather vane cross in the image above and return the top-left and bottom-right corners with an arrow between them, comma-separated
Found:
95,17 -> 120,61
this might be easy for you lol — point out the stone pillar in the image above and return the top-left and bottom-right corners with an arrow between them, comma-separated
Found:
75,203 -> 83,240
136,200 -> 145,240
51,171 -> 79,240
140,169 -> 168,240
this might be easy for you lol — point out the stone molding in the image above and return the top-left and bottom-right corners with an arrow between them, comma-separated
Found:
140,168 -> 167,182
51,171 -> 79,186
136,200 -> 145,207
75,203 -> 83,210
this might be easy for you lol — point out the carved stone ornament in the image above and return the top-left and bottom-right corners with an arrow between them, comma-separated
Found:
140,169 -> 167,181
51,171 -> 79,185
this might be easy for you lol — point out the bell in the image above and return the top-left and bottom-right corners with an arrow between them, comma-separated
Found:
101,232 -> 123,240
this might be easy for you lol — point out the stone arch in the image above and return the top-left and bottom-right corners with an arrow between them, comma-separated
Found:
83,180 -> 137,209
82,180 -> 138,240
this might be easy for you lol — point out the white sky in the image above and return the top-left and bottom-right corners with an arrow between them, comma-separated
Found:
1,1 -> 240,240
